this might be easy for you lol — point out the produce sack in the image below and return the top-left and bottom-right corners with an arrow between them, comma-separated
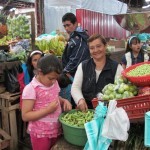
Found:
84,102 -> 112,150
4,66 -> 20,93
101,100 -> 130,141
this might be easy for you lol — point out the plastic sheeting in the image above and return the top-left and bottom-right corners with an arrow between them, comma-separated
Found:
44,0 -> 127,15
44,5 -> 71,33
44,0 -> 82,7
44,0 -> 128,33
82,0 -> 127,15
44,0 -> 81,33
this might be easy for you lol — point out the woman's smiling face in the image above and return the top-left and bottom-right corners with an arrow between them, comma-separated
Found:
89,38 -> 107,61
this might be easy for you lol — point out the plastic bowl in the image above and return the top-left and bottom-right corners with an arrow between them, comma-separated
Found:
59,109 -> 94,146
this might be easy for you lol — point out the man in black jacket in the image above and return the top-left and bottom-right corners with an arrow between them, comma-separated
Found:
62,12 -> 90,77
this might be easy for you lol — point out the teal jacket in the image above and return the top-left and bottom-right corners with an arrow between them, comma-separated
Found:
21,63 -> 30,85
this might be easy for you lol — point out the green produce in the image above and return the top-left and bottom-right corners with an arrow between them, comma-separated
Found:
61,110 -> 94,128
7,14 -> 30,39
0,35 -> 11,45
127,64 -> 150,76
101,76 -> 138,101
35,36 -> 65,56
10,50 -> 27,63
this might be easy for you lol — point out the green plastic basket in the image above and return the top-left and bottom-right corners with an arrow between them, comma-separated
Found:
59,109 -> 94,146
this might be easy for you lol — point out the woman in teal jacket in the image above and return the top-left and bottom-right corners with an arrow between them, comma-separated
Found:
20,50 -> 43,108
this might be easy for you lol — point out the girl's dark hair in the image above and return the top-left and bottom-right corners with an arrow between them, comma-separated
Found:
57,73 -> 72,88
37,54 -> 62,75
126,36 -> 142,53
26,50 -> 43,81
87,34 -> 107,46
62,12 -> 77,24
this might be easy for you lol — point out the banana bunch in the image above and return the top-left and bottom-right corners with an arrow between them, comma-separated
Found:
35,40 -> 47,51
7,14 -> 30,39
35,36 -> 65,56
0,35 -> 11,45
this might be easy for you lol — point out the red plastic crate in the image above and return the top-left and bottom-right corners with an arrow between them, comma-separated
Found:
92,95 -> 150,121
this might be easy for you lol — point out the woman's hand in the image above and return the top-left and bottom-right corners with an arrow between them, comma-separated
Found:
77,98 -> 88,112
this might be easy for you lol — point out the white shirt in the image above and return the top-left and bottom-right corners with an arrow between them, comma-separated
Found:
71,63 -> 123,104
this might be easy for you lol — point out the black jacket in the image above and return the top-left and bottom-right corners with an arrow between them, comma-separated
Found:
62,30 -> 90,76
82,57 -> 118,108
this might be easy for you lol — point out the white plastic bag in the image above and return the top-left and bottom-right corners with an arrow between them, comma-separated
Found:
101,100 -> 130,141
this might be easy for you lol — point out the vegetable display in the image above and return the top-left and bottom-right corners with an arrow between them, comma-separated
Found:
61,110 -> 94,128
0,35 -> 11,46
35,36 -> 65,56
127,64 -> 150,76
7,14 -> 30,39
101,76 -> 138,101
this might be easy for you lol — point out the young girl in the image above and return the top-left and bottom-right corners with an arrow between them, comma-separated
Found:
121,36 -> 149,69
21,54 -> 72,150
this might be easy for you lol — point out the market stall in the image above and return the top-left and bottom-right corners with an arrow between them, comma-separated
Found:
1,1 -> 150,150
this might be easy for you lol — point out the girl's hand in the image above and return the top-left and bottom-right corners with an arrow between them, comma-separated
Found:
47,101 -> 58,113
63,99 -> 72,111
77,98 -> 88,112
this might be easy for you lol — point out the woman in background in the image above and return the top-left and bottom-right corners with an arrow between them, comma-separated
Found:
19,50 -> 43,108
22,50 -> 44,85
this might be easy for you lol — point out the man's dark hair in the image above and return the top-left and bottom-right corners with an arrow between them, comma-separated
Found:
62,12 -> 77,24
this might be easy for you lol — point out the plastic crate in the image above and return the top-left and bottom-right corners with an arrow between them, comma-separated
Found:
122,62 -> 150,87
92,95 -> 150,121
